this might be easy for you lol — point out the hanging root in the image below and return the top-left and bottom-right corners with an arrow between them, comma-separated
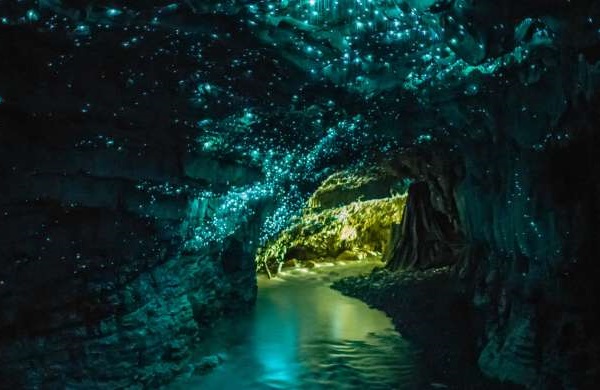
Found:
264,259 -> 272,279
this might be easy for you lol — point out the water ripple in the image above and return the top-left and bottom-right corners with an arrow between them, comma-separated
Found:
171,263 -> 426,389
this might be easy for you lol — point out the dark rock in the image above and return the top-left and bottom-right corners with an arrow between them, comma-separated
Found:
282,259 -> 299,268
305,260 -> 318,269
332,268 -> 524,389
384,182 -> 460,270
336,250 -> 360,261
193,354 -> 224,375
0,0 -> 599,388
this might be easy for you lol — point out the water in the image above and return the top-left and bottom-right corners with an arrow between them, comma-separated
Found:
171,262 -> 425,389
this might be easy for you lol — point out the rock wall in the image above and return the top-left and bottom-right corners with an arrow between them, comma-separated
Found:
384,11 -> 600,387
0,4 -> 262,387
384,181 -> 459,270
456,99 -> 600,388
1,0 -> 600,388
257,168 -> 407,272
351,1 -> 600,386
0,2 -> 390,387
0,73 -> 260,389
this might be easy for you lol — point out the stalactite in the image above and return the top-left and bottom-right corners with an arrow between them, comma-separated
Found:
384,181 -> 460,271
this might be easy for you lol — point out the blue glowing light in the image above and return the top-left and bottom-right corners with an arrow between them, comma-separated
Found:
416,134 -> 432,144
75,24 -> 91,36
26,9 -> 39,22
464,83 -> 479,96
106,8 -> 123,17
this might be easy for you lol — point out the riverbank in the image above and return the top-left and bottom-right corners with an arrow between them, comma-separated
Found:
170,261 -> 427,389
332,267 -> 525,390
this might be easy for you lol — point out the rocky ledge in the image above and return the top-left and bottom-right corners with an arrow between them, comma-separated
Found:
333,267 -> 525,390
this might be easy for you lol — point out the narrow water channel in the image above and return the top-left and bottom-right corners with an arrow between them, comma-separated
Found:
172,262 -> 426,389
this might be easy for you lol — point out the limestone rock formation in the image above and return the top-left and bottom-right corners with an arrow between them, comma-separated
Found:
1,0 -> 600,388
384,181 -> 460,271
256,169 -> 407,272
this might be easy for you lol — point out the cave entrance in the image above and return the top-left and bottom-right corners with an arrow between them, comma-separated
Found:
255,167 -> 411,277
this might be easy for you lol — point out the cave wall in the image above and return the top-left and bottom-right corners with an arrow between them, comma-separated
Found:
456,91 -> 600,388
257,168 -> 407,271
0,2 -> 388,386
386,12 -> 600,387
384,181 -> 459,270
0,82 -> 260,389
0,7 -> 264,387
1,0 -> 600,388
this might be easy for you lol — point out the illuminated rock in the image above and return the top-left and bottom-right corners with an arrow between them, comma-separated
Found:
256,170 -> 407,272
0,0 -> 599,388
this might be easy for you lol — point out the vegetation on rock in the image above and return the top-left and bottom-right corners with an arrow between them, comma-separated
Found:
256,169 -> 407,273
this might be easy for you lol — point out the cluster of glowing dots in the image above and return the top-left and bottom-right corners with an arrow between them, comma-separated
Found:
183,114 -> 392,249
246,0 -> 447,91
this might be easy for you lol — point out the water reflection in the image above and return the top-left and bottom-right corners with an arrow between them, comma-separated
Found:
171,263 -> 424,389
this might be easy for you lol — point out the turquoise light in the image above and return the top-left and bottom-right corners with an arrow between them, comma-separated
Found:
26,9 -> 39,22
75,24 -> 90,35
106,8 -> 123,17
416,134 -> 432,143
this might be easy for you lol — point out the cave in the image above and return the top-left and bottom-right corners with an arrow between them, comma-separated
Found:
1,0 -> 600,389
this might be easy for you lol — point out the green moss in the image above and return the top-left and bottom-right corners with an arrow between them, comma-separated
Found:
307,166 -> 398,209
256,169 -> 407,273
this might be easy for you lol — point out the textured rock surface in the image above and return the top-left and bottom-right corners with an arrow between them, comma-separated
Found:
384,181 -> 459,270
0,1 -> 393,387
257,169 -> 406,272
0,65 -> 259,387
306,167 -> 409,211
332,267 -> 524,389
0,0 -> 599,388
0,2 -> 261,387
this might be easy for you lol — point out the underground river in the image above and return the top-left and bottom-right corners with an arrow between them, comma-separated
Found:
170,262 -> 430,389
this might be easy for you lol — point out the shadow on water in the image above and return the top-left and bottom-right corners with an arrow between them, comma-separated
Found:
171,262 -> 429,389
